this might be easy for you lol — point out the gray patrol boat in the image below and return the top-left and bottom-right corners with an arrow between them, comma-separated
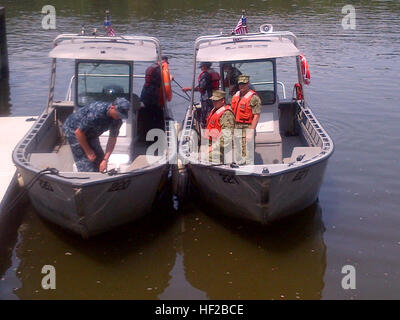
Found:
178,24 -> 334,224
12,32 -> 176,237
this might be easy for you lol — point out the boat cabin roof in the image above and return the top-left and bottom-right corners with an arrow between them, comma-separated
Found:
196,33 -> 300,62
49,35 -> 160,62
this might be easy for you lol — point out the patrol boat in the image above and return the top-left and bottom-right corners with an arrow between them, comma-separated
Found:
178,24 -> 334,224
12,32 -> 176,237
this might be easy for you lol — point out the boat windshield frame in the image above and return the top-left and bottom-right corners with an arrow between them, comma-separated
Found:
190,31 -> 304,108
219,58 -> 278,106
46,34 -> 171,119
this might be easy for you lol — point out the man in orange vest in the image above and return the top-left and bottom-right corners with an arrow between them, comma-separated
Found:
204,90 -> 235,163
139,56 -> 170,138
182,62 -> 220,129
231,75 -> 262,165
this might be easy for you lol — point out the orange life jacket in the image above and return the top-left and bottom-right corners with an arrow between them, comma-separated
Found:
198,68 -> 221,92
231,90 -> 257,124
205,105 -> 232,140
158,60 -> 172,106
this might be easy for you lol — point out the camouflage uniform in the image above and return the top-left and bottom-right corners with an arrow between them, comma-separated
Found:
209,110 -> 235,164
234,94 -> 262,165
63,101 -> 122,172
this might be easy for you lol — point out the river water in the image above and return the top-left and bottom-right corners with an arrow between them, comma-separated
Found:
0,0 -> 400,299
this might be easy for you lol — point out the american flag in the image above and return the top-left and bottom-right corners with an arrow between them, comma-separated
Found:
233,15 -> 248,35
107,26 -> 116,36
104,10 -> 116,36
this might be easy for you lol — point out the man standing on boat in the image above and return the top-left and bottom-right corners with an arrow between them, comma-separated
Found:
204,90 -> 235,163
182,62 -> 220,128
231,75 -> 262,164
63,97 -> 130,172
222,63 -> 242,97
140,56 -> 170,136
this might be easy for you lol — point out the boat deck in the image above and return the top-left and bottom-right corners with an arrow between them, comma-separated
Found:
28,139 -> 163,174
282,135 -> 305,163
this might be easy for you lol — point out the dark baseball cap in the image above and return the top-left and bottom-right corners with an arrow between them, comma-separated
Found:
199,61 -> 212,68
113,97 -> 130,119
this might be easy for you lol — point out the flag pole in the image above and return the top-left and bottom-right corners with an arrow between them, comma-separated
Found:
232,10 -> 249,35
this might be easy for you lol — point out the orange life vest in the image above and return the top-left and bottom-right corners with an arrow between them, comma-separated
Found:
231,90 -> 256,124
198,68 -> 221,91
159,60 -> 172,106
161,61 -> 172,101
300,54 -> 311,85
295,83 -> 303,100
205,105 -> 232,140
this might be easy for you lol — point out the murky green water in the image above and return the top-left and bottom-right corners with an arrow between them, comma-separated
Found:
1,0 -> 400,299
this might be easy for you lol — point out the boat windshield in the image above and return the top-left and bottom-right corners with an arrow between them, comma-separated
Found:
76,62 -> 131,107
223,60 -> 276,105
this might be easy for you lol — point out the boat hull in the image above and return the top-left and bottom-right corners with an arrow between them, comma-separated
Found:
17,166 -> 168,237
188,158 -> 329,224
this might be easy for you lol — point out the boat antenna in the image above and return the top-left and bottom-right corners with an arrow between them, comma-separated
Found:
241,10 -> 247,25
104,10 -> 111,29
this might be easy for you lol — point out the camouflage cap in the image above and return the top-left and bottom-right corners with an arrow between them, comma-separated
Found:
113,97 -> 130,119
210,90 -> 226,101
237,75 -> 250,84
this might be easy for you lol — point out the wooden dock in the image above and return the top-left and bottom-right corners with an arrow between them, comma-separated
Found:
0,117 -> 34,214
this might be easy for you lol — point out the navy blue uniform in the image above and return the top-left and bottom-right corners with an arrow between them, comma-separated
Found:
197,70 -> 213,128
139,63 -> 164,136
63,102 -> 122,172
140,63 -> 161,107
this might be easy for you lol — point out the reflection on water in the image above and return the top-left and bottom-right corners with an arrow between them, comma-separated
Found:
1,201 -> 325,300
11,205 -> 178,299
182,202 -> 326,300
0,78 -> 11,115
0,203 -> 24,296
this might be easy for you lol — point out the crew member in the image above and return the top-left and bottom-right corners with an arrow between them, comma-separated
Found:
63,97 -> 130,172
140,56 -> 170,135
205,90 -> 235,163
231,75 -> 262,164
223,63 -> 242,96
182,62 -> 220,128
